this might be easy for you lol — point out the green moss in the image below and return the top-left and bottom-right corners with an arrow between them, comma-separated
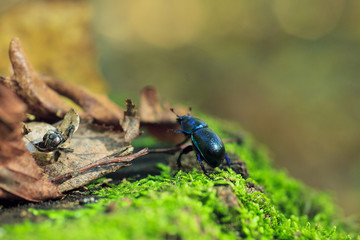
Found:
1,116 -> 358,240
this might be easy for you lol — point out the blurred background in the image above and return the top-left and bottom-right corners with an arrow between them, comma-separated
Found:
0,0 -> 359,217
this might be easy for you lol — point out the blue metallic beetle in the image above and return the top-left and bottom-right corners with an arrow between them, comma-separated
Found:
171,107 -> 231,177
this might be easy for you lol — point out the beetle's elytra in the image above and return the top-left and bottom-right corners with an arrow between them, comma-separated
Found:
171,107 -> 231,177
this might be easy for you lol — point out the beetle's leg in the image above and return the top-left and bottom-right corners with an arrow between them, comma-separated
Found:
176,136 -> 191,146
196,154 -> 213,179
170,129 -> 190,146
54,150 -> 61,161
225,154 -> 232,166
170,129 -> 186,135
58,147 -> 74,153
177,145 -> 193,169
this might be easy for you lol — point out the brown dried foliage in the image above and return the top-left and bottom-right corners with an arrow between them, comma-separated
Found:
42,75 -> 124,125
0,38 -> 145,202
0,37 -> 239,203
0,85 -> 62,201
1,38 -> 69,120
0,37 -> 124,125
139,86 -> 186,143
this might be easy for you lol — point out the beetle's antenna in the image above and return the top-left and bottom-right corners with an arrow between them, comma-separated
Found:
188,107 -> 192,116
170,108 -> 180,117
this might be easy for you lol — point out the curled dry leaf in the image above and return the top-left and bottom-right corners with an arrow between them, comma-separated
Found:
56,108 -> 80,149
0,38 -> 69,120
139,85 -> 176,123
122,99 -> 140,143
24,121 -> 134,192
42,75 -> 124,126
0,37 -> 123,126
0,84 -> 26,141
25,109 -> 80,165
139,86 -> 187,143
58,108 -> 80,134
24,103 -> 143,193
0,85 -> 62,201
0,38 -> 149,201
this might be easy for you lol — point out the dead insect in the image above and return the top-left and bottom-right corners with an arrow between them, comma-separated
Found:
25,109 -> 80,154
34,126 -> 75,152
35,109 -> 79,153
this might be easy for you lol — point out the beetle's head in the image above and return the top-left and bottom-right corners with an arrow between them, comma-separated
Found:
170,107 -> 192,123
43,130 -> 64,148
170,107 -> 207,134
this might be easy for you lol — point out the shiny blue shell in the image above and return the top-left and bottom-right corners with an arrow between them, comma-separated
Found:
177,115 -> 225,167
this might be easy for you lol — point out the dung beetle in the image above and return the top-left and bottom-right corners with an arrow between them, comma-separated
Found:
170,107 -> 231,177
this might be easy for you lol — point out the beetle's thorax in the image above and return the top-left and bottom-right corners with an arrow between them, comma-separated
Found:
43,130 -> 65,148
177,116 -> 208,134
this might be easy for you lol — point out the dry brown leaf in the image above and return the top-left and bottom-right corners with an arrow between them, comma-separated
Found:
24,121 -> 139,192
139,85 -> 177,123
139,85 -> 166,123
0,38 -> 124,126
0,38 -> 149,201
0,38 -> 70,121
0,84 -> 62,201
0,82 -> 147,202
123,99 -> 141,143
42,75 -> 124,126
139,86 -> 187,143
0,82 -> 26,141
24,99 -> 143,193
0,96 -> 146,201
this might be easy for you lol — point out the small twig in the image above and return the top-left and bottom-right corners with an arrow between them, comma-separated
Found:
51,143 -> 194,184
52,148 -> 150,183
148,142 -> 192,155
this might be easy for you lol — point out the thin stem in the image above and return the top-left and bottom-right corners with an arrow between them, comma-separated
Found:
51,143 -> 193,184
51,148 -> 150,183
